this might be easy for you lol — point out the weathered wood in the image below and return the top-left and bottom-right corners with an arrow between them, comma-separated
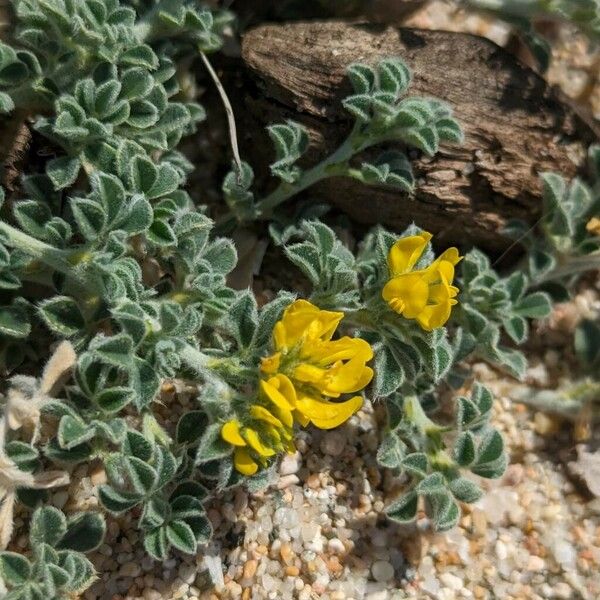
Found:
241,21 -> 599,252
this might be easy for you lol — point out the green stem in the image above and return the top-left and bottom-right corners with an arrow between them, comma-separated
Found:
511,379 -> 600,421
179,344 -> 233,400
252,125 -> 370,219
533,252 -> 600,285
403,395 -> 439,435
0,221 -> 74,276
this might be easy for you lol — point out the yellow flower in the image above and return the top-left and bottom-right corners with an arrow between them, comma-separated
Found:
261,373 -> 364,430
223,300 -> 374,476
382,231 -> 462,331
261,300 -> 373,395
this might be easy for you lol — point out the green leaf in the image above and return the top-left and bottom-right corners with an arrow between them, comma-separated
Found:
147,219 -> 176,246
385,490 -> 418,524
98,485 -> 141,513
126,456 -> 158,495
503,315 -> 528,344
140,496 -> 169,529
31,506 -> 67,547
143,527 -> 168,560
91,334 -> 134,369
166,520 -> 196,554
44,437 -> 93,463
46,563 -> 71,589
176,411 -> 208,445
95,387 -> 134,414
171,480 -> 209,502
429,493 -> 460,531
59,552 -> 96,593
123,429 -> 154,461
122,195 -> 153,234
121,68 -> 153,100
224,290 -> 258,348
416,472 -> 445,495
0,552 -> 31,585
38,296 -> 85,336
448,477 -> 482,503
453,431 -> 476,467
402,452 -> 428,478
5,441 -> 39,471
120,45 -> 159,69
346,63 -> 375,94
343,94 -> 372,122
57,512 -> 106,552
47,156 -> 81,190
0,306 -> 30,338
403,126 -> 439,156
378,58 -> 411,97
376,433 -> 404,469
373,344 -> 405,397
70,197 -> 106,240
58,415 -> 94,449
0,91 -> 14,113
514,292 -> 552,319
477,429 -> 504,464
195,423 -> 232,464
147,164 -> 180,199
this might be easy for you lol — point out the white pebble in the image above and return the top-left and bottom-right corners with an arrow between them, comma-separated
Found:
371,560 -> 394,582
277,474 -> 300,489
495,540 -> 508,560
327,538 -> 346,555
440,572 -> 463,591
279,452 -> 301,475
527,555 -> 546,572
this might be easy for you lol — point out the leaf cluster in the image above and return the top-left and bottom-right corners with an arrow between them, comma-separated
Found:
0,506 -> 104,600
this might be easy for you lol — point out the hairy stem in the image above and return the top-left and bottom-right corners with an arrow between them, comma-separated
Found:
253,130 -> 363,218
179,344 -> 233,400
534,252 -> 600,285
0,221 -> 74,276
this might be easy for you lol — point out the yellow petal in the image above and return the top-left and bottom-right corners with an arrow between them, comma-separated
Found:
323,360 -> 374,396
416,300 -> 454,331
279,300 -> 343,347
261,378 -> 292,409
294,410 -> 310,427
273,374 -> 297,408
260,352 -> 281,374
234,447 -> 258,475
250,405 -> 284,428
387,232 -> 432,275
243,428 -> 276,457
221,420 -> 246,447
295,395 -> 363,429
436,247 -> 462,267
261,378 -> 295,427
382,273 -> 429,318
309,337 -> 374,365
294,362 -> 327,385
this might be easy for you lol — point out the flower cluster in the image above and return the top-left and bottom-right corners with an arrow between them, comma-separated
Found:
222,300 -> 374,474
382,231 -> 462,331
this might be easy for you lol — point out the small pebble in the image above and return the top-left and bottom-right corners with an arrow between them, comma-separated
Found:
371,560 -> 394,582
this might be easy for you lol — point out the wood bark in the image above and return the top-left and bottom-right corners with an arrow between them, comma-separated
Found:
240,21 -> 599,252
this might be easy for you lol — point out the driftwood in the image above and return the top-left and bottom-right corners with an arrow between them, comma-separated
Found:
241,21 -> 599,252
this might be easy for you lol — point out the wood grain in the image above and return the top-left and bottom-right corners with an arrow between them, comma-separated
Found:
241,21 -> 599,251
